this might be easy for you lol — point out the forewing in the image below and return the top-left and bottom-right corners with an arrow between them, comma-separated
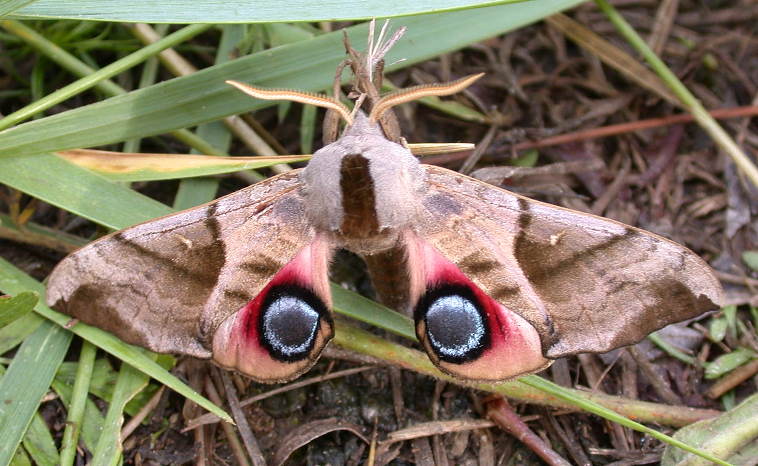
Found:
47,171 -> 335,382
416,165 -> 722,359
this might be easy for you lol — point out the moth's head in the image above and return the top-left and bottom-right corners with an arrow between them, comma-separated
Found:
225,74 -> 484,248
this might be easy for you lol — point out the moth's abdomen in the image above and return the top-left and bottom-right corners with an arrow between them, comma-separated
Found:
212,242 -> 334,383
339,153 -> 380,238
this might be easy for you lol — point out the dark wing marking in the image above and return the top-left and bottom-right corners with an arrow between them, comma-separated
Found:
47,171 -> 315,359
416,165 -> 722,357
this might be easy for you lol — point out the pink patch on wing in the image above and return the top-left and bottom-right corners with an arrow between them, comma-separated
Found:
416,241 -> 548,380
212,242 -> 334,382
238,259 -> 309,343
419,244 -> 510,353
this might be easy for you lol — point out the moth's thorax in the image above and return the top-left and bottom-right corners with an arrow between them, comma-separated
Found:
301,113 -> 426,254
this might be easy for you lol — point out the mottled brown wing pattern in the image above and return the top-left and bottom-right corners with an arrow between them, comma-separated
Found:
46,171 -> 315,359
417,165 -> 722,358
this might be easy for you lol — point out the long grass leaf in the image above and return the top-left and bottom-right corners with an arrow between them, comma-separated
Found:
91,363 -> 149,465
0,154 -> 172,230
0,258 -> 233,424
58,341 -> 96,466
0,321 -> 72,464
0,292 -> 37,327
0,313 -> 44,355
11,0 -> 531,22
52,378 -> 106,455
0,0 -> 38,18
0,365 -> 59,466
0,0 -> 585,158
20,412 -> 59,466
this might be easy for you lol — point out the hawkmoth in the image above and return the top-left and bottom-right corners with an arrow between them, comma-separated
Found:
46,33 -> 723,384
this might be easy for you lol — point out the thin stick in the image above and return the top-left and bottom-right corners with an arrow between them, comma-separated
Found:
121,386 -> 165,442
510,105 -> 758,152
423,105 -> 758,166
184,366 -> 373,431
594,0 -> 758,187
487,397 -> 571,466
205,377 -> 250,466
219,369 -> 265,466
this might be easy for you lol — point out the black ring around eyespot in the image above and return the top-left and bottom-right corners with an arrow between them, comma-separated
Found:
414,284 -> 490,364
258,284 -> 332,362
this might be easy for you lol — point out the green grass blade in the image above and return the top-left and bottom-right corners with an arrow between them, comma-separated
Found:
0,154 -> 172,230
0,0 -> 38,17
330,284 -> 416,340
91,362 -> 149,465
0,320 -> 72,464
0,258 -> 233,425
0,0 -> 585,158
55,360 -> 116,405
0,365 -> 59,466
21,412 -> 59,466
0,23 -> 212,131
10,447 -> 31,466
0,313 -> 44,355
705,348 -> 757,380
300,104 -> 317,155
520,376 -> 732,465
648,331 -> 698,366
52,375 -> 106,455
0,292 -> 37,327
59,341 -> 96,466
11,0 -> 531,23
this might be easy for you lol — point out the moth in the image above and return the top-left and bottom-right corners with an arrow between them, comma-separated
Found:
46,38 -> 723,384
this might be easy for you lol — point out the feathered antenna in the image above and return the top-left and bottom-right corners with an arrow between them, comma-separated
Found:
365,20 -> 406,84
225,80 -> 353,126
226,20 -> 483,143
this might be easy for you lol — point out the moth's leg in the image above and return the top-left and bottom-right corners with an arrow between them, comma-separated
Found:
323,59 -> 350,145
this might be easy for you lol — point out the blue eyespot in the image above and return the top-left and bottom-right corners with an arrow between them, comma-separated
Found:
258,285 -> 329,362
415,284 -> 489,363
426,295 -> 485,358
263,296 -> 319,357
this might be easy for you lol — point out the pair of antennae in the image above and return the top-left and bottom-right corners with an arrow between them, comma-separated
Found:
226,73 -> 483,127
227,19 -> 482,127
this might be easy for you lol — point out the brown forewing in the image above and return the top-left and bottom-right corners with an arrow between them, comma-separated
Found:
415,165 -> 723,357
46,171 -> 315,358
